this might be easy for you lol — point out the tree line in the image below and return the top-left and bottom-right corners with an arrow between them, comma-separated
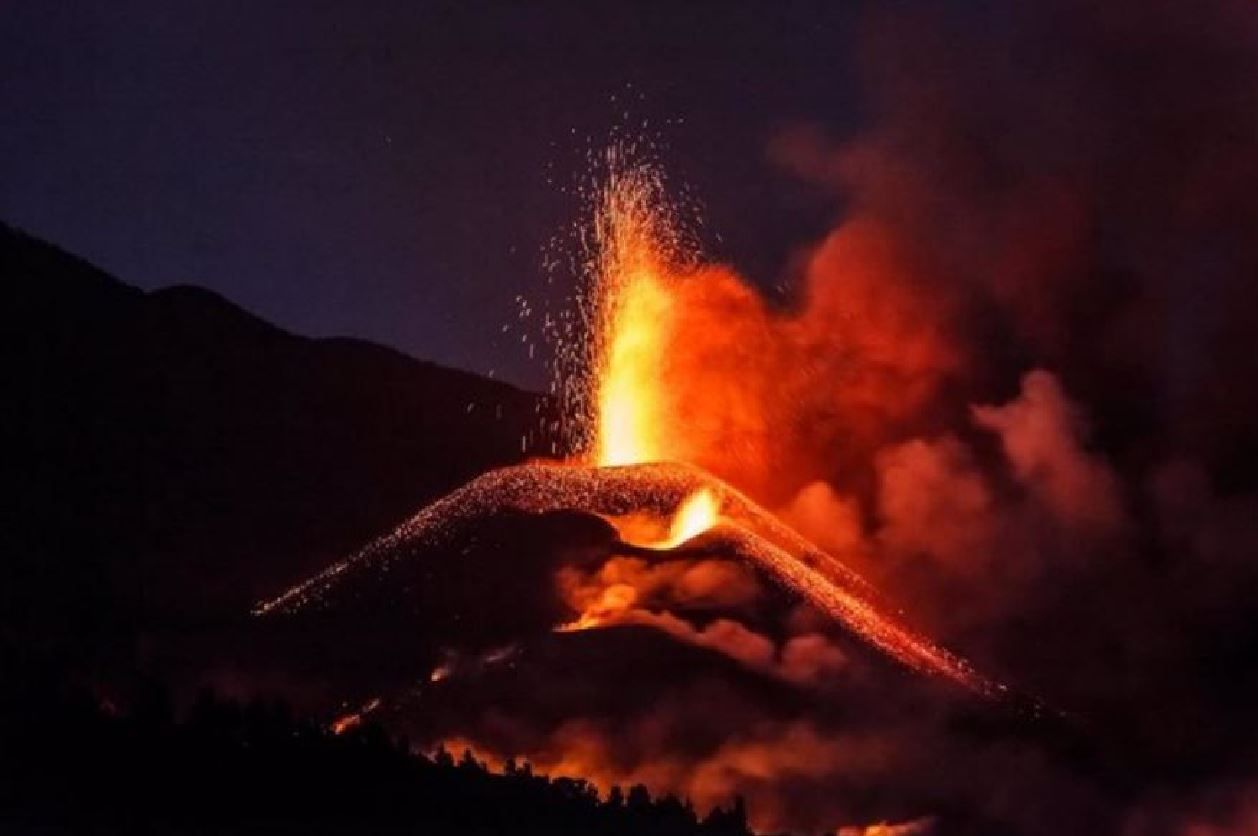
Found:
0,672 -> 753,836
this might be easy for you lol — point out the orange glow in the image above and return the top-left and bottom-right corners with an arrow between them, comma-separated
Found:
557,582 -> 637,632
329,713 -> 360,735
565,154 -> 960,505
259,147 -> 1013,836
329,697 -> 381,735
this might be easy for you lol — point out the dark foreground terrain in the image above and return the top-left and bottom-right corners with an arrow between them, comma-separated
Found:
0,658 -> 751,836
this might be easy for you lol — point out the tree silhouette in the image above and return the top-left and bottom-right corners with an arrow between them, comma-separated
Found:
0,672 -> 758,836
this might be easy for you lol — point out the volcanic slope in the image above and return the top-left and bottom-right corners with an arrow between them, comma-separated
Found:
257,460 -> 1006,698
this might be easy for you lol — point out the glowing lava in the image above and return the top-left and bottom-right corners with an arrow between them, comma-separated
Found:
588,158 -> 689,467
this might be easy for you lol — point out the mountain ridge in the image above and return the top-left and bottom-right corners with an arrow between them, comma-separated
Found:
0,219 -> 555,681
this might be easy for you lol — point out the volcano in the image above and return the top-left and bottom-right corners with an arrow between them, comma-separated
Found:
248,157 -> 1027,779
257,460 -> 1002,697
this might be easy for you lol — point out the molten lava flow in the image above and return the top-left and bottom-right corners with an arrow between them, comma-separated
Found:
659,488 -> 719,548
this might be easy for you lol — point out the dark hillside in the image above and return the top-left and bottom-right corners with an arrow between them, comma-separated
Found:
0,221 -> 553,677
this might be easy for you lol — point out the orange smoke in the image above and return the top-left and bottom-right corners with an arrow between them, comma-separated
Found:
580,155 -> 957,504
437,718 -> 896,834
560,487 -> 721,631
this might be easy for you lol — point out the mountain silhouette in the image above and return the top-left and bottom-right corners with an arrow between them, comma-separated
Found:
0,220 -> 552,684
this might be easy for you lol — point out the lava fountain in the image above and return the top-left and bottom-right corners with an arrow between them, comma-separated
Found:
589,160 -> 685,467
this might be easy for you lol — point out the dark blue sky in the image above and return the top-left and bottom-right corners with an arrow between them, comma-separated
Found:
0,1 -> 869,387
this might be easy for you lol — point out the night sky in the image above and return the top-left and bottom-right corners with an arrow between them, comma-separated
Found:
0,1 -> 876,388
